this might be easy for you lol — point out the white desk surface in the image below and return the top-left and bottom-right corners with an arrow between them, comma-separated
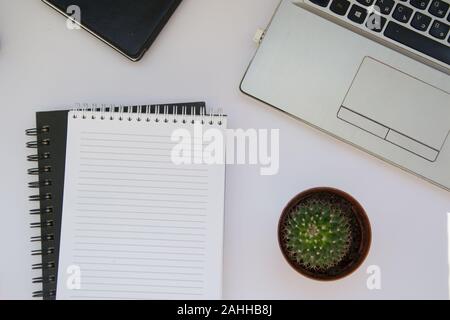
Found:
1,0 -> 450,300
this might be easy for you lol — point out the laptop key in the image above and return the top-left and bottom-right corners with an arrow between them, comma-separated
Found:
384,21 -> 450,65
366,13 -> 387,32
429,20 -> 450,39
309,0 -> 331,7
348,4 -> 368,24
330,0 -> 351,15
356,0 -> 375,6
375,0 -> 395,15
429,0 -> 449,18
410,0 -> 430,10
411,12 -> 432,31
392,4 -> 413,23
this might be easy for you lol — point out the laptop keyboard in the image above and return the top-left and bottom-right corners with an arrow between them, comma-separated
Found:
305,0 -> 450,66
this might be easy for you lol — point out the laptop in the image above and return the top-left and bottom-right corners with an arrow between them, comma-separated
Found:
241,0 -> 450,191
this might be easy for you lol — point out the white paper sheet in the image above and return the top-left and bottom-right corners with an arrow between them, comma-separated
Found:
56,110 -> 226,300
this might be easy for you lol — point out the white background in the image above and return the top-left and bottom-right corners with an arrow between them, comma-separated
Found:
1,0 -> 450,299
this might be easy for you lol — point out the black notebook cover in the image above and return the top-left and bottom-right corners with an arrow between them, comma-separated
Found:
43,0 -> 183,61
27,102 -> 206,299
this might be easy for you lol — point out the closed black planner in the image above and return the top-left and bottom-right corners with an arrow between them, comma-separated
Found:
43,0 -> 183,61
26,102 -> 212,300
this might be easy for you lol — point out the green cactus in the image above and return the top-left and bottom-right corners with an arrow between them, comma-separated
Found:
282,198 -> 352,271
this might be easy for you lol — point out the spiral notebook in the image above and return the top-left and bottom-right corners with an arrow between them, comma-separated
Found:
27,103 -> 227,300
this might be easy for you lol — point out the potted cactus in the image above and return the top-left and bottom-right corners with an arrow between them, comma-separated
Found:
278,187 -> 371,281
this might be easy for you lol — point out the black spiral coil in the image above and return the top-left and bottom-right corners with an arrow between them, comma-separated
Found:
69,104 -> 225,125
27,124 -> 56,300
32,290 -> 56,298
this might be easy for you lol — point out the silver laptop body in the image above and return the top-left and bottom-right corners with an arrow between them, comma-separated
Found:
241,0 -> 450,191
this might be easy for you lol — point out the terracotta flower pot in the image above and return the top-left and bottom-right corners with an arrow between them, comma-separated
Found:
278,187 -> 371,281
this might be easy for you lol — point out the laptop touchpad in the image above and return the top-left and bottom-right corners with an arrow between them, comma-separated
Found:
338,57 -> 450,162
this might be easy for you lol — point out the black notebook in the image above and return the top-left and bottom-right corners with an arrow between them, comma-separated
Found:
43,0 -> 183,61
27,102 -> 227,300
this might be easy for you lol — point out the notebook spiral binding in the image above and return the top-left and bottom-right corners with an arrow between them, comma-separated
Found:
70,103 -> 224,125
26,122 -> 56,299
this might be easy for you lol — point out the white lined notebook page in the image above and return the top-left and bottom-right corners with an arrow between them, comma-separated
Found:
56,110 -> 226,300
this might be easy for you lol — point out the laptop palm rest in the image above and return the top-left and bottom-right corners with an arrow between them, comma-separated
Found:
338,57 -> 450,162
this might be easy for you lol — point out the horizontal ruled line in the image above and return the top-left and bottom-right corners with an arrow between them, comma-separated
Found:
75,228 -> 205,237
75,241 -> 205,249
75,215 -> 205,223
80,135 -> 204,142
77,195 -> 207,204
81,282 -> 203,289
76,203 -> 206,210
81,133 -> 170,138
79,170 -> 208,178
72,289 -> 202,296
80,151 -> 171,157
74,255 -> 204,263
77,189 -> 207,198
77,183 -> 207,191
78,177 -> 208,185
73,248 -> 205,256
82,275 -> 203,283
75,222 -> 206,230
73,235 -> 206,243
69,296 -> 136,300
80,157 -> 170,164
80,268 -> 203,276
73,261 -> 204,269
76,215 -> 205,224
81,145 -> 174,151
81,144 -> 205,151
75,209 -> 206,217
79,163 -> 207,172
